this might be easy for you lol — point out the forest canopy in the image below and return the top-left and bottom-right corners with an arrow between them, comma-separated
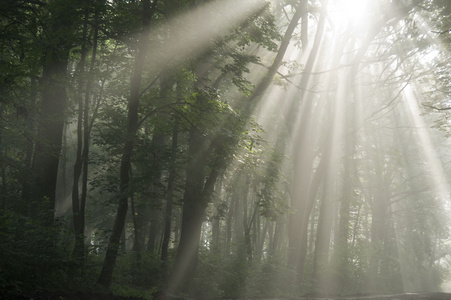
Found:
1,0 -> 451,299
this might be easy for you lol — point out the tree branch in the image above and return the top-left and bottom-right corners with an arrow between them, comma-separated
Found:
423,104 -> 451,111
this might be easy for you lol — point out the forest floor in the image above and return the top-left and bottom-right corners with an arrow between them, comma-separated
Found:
0,291 -> 145,300
263,294 -> 451,300
2,292 -> 451,300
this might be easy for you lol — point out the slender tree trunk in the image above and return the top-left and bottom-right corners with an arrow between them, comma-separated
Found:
147,205 -> 162,252
20,76 -> 37,214
71,2 -> 100,260
270,218 -> 283,255
311,172 -> 335,290
286,1 -> 328,283
0,104 -> 5,211
96,0 -> 155,288
246,0 -> 307,104
226,194 -> 234,254
210,178 -> 222,252
255,218 -> 268,260
147,73 -> 173,254
32,53 -> 71,224
161,120 -> 179,267
232,177 -> 245,253
332,162 -> 352,292
72,4 -> 89,259
79,2 -> 100,258
332,90 -> 357,292
146,132 -> 167,255
131,194 -> 145,256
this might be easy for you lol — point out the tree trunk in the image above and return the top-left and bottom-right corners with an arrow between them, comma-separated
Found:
147,205 -> 162,253
210,177 -> 222,252
167,125 -> 207,294
167,122 -> 222,295
146,131 -> 167,254
32,45 -> 70,225
246,0 -> 307,104
332,162 -> 352,292
161,119 -> 179,268
331,92 -> 357,292
78,2 -> 100,260
131,194 -> 145,256
96,0 -> 154,288
72,3 -> 89,260
20,75 -> 37,214
0,104 -> 5,211
147,74 -> 172,253
286,1 -> 328,283
312,172 -> 335,290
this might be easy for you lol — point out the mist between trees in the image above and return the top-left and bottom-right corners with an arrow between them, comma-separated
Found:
1,0 -> 451,299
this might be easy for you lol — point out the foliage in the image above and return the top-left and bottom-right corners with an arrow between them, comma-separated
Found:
0,209 -> 79,293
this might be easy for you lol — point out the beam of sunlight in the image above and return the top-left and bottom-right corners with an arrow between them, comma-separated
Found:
402,84 -> 450,202
155,0 -> 451,296
327,0 -> 372,32
147,0 -> 269,77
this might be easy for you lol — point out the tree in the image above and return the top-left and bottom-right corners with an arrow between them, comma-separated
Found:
96,0 -> 158,288
30,0 -> 82,225
71,0 -> 103,261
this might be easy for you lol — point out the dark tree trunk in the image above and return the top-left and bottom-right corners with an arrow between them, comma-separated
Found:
72,1 -> 100,260
246,0 -> 306,104
147,206 -> 162,253
20,76 -> 37,214
32,51 -> 70,224
146,132 -> 167,254
167,125 -> 221,295
0,105 -> 5,211
167,125 -> 206,294
226,193 -> 235,253
232,178 -> 245,253
131,194 -> 145,256
96,0 -> 155,288
146,73 -> 172,253
30,0 -> 81,225
72,3 -> 89,259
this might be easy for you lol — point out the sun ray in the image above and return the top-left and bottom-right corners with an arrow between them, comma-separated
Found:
402,84 -> 450,202
147,0 -> 270,77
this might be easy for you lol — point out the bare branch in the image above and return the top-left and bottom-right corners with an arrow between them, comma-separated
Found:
423,104 -> 451,111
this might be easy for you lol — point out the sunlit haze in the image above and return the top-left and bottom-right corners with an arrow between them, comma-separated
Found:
327,0 -> 371,30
